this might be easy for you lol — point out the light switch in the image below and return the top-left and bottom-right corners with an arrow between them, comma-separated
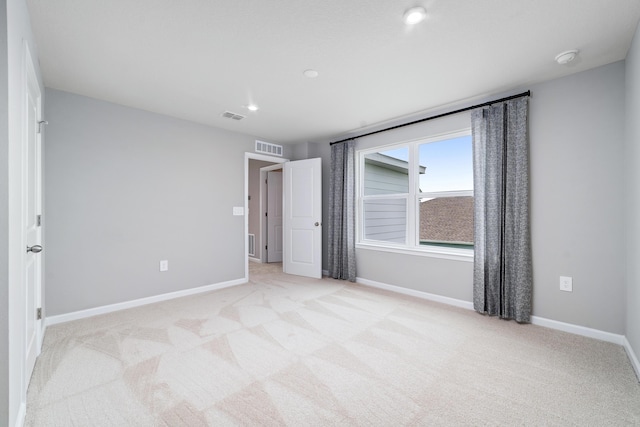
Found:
233,206 -> 244,216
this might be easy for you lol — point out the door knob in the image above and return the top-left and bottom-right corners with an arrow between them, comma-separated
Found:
27,245 -> 43,254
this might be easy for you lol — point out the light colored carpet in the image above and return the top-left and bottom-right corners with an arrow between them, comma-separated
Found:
26,262 -> 640,426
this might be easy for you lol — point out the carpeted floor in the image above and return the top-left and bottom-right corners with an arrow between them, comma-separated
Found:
26,262 -> 640,426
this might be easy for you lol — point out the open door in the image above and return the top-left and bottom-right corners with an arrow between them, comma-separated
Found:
266,171 -> 283,262
24,43 -> 43,392
283,158 -> 322,278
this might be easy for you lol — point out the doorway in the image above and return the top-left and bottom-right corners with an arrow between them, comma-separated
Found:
262,165 -> 283,263
244,153 -> 323,280
245,153 -> 287,279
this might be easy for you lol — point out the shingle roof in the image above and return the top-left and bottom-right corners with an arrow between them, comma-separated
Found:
420,196 -> 474,244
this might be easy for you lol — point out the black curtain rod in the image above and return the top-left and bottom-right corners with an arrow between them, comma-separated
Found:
329,90 -> 531,146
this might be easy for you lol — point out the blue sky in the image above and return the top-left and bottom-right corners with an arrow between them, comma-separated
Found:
381,135 -> 473,192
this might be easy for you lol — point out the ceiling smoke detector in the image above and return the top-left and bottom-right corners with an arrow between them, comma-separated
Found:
555,49 -> 579,65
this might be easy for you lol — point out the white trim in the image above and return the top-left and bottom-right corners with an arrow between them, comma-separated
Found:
248,257 -> 262,263
357,129 -> 474,254
25,41 -> 45,357
623,337 -> 640,382
244,152 -> 288,280
529,316 -> 624,345
45,278 -> 247,327
245,152 -> 288,164
420,190 -> 473,199
14,402 -> 25,427
357,242 -> 474,262
356,276 -> 636,359
322,269 -> 329,277
356,277 -> 474,310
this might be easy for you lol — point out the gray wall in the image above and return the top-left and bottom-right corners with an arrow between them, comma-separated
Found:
307,141 -> 331,273
1,1 -> 9,422
44,89 -> 291,316
625,22 -> 640,366
311,112 -> 474,300
357,112 -> 476,302
530,62 -> 625,333
312,61 -> 627,334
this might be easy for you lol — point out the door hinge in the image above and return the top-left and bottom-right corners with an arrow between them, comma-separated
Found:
265,212 -> 267,217
37,308 -> 42,320
265,245 -> 268,250
37,215 -> 42,227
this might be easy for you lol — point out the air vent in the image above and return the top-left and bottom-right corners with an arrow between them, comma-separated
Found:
221,111 -> 245,121
255,140 -> 283,157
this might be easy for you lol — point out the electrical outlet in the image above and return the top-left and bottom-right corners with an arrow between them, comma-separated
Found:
160,260 -> 169,272
559,276 -> 572,292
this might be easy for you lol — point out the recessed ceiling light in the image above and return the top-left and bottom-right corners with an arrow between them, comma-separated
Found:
247,104 -> 259,112
303,69 -> 319,78
403,6 -> 427,25
555,49 -> 579,65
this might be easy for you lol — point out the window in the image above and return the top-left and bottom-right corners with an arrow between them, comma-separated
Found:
362,147 -> 409,244
358,131 -> 473,258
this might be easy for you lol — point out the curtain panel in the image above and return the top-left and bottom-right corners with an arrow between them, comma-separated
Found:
471,97 -> 532,323
328,140 -> 357,281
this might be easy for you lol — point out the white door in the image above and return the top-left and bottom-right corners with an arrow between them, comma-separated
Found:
266,171 -> 283,262
283,158 -> 322,278
24,45 -> 43,383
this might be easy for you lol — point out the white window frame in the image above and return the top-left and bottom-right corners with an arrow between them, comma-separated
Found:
356,129 -> 474,262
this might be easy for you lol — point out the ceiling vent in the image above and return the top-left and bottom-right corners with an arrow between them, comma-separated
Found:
221,111 -> 245,121
255,140 -> 283,157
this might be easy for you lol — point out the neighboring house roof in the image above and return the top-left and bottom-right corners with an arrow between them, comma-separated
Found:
420,196 -> 474,244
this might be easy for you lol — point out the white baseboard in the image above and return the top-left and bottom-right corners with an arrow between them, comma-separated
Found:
623,336 -> 640,382
45,277 -> 247,327
356,277 -> 474,310
322,269 -> 329,277
248,257 -> 262,263
355,276 -> 632,348
530,316 -> 625,345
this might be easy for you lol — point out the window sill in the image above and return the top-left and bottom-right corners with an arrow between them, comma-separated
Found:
356,242 -> 474,262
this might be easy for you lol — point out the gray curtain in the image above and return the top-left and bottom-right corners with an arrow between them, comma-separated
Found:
328,139 -> 356,281
471,97 -> 532,323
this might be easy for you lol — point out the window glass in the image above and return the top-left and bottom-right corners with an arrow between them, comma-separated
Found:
419,196 -> 473,248
418,135 -> 473,193
417,134 -> 474,248
363,147 -> 409,196
359,130 -> 473,254
363,198 -> 407,244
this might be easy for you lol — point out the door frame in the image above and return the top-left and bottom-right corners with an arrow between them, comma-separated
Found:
260,164 -> 283,263
244,152 -> 288,279
23,40 -> 43,366
12,40 -> 44,423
